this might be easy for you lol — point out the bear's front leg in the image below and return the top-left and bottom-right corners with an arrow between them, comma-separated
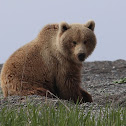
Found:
57,76 -> 93,103
80,88 -> 93,102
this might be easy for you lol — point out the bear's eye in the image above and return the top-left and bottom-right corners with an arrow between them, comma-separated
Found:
84,41 -> 87,44
73,41 -> 77,45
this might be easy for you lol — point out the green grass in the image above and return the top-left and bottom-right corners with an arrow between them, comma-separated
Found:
0,103 -> 126,126
113,77 -> 126,84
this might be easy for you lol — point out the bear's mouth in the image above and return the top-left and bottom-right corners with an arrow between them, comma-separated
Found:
78,53 -> 86,62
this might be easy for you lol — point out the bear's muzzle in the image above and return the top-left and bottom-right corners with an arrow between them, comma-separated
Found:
78,53 -> 86,61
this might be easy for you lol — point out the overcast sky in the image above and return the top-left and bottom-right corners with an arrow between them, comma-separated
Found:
0,0 -> 126,63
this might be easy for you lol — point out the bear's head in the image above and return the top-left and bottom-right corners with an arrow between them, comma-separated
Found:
57,20 -> 96,64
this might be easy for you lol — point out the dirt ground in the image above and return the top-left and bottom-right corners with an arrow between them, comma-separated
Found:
0,59 -> 126,108
82,59 -> 126,107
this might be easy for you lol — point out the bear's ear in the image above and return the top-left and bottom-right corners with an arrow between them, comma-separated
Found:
84,20 -> 95,31
59,22 -> 70,34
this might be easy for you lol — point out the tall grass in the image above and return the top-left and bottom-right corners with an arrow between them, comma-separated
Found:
0,103 -> 126,126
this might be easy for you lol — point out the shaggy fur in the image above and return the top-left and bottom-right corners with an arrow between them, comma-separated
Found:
0,20 -> 96,103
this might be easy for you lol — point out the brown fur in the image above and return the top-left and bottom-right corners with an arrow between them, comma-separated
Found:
0,20 -> 96,103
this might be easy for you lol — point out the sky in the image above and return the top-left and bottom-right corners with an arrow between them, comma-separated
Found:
0,0 -> 126,63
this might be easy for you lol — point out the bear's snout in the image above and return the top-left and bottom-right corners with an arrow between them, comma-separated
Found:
78,53 -> 86,61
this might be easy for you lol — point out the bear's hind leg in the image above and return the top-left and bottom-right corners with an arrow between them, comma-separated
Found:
19,84 -> 54,98
1,79 -> 53,98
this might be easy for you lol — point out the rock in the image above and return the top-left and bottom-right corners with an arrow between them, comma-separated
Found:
0,64 -> 2,72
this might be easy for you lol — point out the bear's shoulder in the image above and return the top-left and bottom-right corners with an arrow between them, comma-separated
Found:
38,24 -> 59,38
43,24 -> 59,31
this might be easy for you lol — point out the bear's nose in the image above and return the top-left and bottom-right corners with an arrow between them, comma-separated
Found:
78,53 -> 86,61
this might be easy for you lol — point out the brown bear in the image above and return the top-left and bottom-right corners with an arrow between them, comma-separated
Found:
0,20 -> 96,103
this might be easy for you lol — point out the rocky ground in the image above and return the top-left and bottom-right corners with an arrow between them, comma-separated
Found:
0,60 -> 126,110
82,60 -> 126,107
